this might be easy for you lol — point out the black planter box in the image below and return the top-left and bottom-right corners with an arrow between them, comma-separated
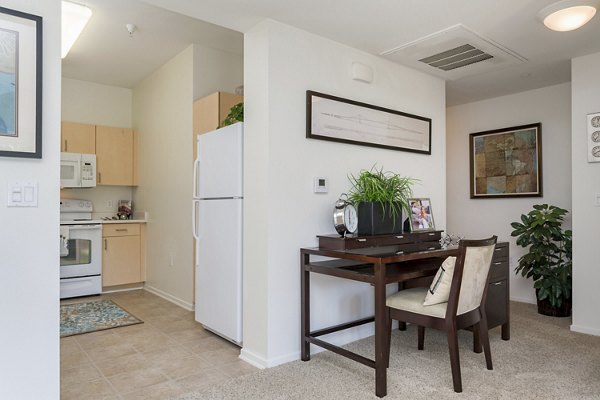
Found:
357,201 -> 403,235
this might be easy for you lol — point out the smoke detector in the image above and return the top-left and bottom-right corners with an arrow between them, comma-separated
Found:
125,23 -> 137,37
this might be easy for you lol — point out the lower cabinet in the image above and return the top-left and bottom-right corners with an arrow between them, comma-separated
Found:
102,223 -> 145,288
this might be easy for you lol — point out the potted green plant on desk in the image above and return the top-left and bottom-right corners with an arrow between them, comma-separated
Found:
347,166 -> 417,235
511,204 -> 572,317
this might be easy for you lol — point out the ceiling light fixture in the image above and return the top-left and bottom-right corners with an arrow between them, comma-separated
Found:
537,0 -> 600,31
61,1 -> 92,58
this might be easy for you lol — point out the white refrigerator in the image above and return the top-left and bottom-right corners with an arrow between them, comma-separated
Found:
193,122 -> 243,345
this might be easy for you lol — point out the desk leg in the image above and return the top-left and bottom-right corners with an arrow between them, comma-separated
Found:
301,252 -> 310,361
374,261 -> 387,398
397,282 -> 406,331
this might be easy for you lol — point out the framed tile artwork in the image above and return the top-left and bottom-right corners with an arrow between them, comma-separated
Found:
469,123 -> 542,198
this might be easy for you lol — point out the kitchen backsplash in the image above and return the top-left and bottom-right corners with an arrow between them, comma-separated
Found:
61,186 -> 134,215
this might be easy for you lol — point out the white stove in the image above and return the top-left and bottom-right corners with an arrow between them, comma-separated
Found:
60,199 -> 102,298
60,199 -> 93,221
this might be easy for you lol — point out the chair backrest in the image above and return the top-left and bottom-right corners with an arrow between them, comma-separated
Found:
446,236 -> 497,317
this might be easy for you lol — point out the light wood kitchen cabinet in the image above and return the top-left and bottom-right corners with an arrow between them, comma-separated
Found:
61,122 -> 96,153
192,91 -> 243,160
102,223 -> 145,287
96,125 -> 134,186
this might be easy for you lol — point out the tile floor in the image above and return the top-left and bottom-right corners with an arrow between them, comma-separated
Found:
60,290 -> 257,400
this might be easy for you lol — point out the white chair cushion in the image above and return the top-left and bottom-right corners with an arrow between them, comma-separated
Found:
423,256 -> 456,306
457,244 -> 495,315
386,287 -> 447,318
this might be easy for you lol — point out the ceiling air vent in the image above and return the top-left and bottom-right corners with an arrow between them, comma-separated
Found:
381,24 -> 526,81
418,44 -> 493,71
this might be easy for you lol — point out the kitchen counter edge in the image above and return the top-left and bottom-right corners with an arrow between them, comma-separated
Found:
60,219 -> 147,225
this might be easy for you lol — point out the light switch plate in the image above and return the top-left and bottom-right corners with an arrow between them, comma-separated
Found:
7,181 -> 38,207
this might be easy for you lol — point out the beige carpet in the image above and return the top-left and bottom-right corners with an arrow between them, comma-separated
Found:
176,302 -> 600,399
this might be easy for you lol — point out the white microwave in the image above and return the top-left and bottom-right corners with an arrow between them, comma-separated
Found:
60,152 -> 97,188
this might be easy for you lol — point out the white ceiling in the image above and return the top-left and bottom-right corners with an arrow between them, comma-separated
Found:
61,0 -> 243,88
65,0 -> 600,106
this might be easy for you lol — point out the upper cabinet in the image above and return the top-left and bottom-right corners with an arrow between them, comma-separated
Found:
61,122 -> 96,154
95,125 -> 135,186
61,121 -> 138,187
193,91 -> 243,160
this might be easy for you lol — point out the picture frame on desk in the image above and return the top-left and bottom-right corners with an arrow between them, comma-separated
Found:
0,6 -> 42,159
408,198 -> 435,232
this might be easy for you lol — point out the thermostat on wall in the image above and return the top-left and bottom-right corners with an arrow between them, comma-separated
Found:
314,177 -> 328,193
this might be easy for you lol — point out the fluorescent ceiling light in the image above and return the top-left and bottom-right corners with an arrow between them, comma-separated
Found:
62,1 -> 92,58
537,0 -> 599,31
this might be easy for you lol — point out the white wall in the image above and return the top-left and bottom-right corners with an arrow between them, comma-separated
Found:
61,78 -> 134,215
193,45 -> 243,99
243,20 -> 446,367
62,78 -> 132,127
132,46 -> 195,308
0,1 -> 61,398
446,83 -> 572,304
571,52 -> 600,336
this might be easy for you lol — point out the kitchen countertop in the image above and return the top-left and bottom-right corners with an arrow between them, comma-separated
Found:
60,219 -> 147,225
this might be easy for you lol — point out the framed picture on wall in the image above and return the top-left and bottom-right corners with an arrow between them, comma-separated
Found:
469,123 -> 542,198
306,90 -> 432,154
408,198 -> 435,232
0,6 -> 43,159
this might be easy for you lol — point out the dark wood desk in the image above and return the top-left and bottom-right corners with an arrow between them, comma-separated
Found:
300,236 -> 509,398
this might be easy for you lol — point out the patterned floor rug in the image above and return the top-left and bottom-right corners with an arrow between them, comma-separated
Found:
60,299 -> 143,337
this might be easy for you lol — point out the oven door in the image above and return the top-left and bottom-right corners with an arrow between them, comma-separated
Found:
60,224 -> 102,278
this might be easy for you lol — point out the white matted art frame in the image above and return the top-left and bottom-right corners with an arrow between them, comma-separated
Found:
306,90 -> 432,154
0,6 -> 42,159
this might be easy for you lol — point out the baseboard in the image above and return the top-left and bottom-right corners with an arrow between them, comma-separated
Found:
239,348 -> 268,369
509,295 -> 536,304
143,284 -> 194,311
102,285 -> 143,294
570,324 -> 600,336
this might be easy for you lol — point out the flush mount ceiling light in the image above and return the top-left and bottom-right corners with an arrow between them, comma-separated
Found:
537,0 -> 600,31
62,1 -> 92,58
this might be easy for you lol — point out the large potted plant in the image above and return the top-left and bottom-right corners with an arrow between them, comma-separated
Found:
510,204 -> 572,317
347,166 -> 417,235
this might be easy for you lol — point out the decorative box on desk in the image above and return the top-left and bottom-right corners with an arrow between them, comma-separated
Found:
317,231 -> 443,251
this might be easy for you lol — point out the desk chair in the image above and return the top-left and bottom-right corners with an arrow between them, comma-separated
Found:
385,236 -> 497,392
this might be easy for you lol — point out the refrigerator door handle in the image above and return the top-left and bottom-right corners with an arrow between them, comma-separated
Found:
193,158 -> 200,199
192,200 -> 200,240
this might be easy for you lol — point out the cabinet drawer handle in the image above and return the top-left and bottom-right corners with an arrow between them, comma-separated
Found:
104,239 -> 107,250
98,172 -> 102,183
395,251 -> 404,255
427,246 -> 436,250
495,248 -> 502,251
395,235 -> 404,239
115,228 -> 128,232
64,140 -> 68,151
494,261 -> 502,265
357,239 -> 367,242
492,282 -> 503,286
428,233 -> 436,236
